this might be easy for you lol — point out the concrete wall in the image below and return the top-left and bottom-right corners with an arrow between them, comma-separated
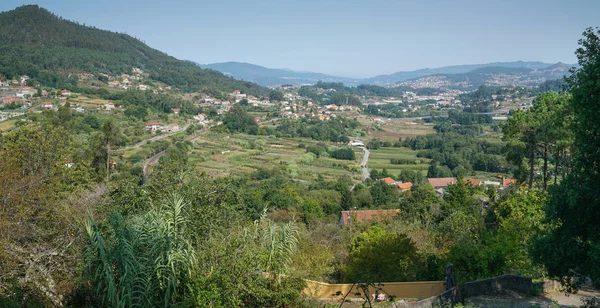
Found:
303,280 -> 445,300
394,275 -> 539,307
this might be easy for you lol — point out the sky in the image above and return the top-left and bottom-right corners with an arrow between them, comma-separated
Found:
1,0 -> 598,78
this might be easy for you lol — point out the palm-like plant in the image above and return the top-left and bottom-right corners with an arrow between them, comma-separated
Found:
251,208 -> 299,278
85,194 -> 196,307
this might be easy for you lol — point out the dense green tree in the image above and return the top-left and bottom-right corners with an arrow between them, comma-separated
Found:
102,118 -> 120,184
535,27 -> 600,289
223,105 -> 258,134
398,185 -> 443,227
329,148 -> 355,160
268,89 -> 284,102
344,226 -> 421,282
370,180 -> 398,206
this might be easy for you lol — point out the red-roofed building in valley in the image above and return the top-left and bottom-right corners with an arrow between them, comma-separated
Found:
2,96 -> 20,104
61,89 -> 71,97
41,101 -> 53,109
463,178 -> 482,186
427,177 -> 457,188
503,178 -> 517,187
380,177 -> 397,185
171,108 -> 180,115
339,209 -> 400,226
232,90 -> 240,95
325,104 -> 338,111
397,182 -> 413,191
380,177 -> 412,191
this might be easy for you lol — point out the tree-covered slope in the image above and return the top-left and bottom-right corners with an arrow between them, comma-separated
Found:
0,5 -> 267,95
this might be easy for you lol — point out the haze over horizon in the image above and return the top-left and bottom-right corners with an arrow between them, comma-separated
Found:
1,0 -> 597,77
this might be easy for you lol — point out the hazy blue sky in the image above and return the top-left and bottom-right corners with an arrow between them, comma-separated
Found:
1,0 -> 598,77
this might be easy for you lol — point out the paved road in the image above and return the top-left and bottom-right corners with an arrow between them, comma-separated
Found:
350,147 -> 371,191
360,147 -> 370,181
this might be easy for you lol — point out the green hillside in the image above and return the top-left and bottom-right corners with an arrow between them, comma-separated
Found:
0,5 -> 267,95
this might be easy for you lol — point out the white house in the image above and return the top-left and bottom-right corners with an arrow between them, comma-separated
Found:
145,121 -> 162,132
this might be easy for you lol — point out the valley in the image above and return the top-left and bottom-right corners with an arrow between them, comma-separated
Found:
0,4 -> 598,308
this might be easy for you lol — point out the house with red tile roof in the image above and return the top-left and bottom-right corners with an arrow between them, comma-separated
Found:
339,209 -> 400,226
427,177 -> 457,188
397,182 -> 413,191
503,178 -> 517,187
380,177 -> 397,185
171,108 -> 180,115
463,178 -> 482,186
2,96 -> 21,104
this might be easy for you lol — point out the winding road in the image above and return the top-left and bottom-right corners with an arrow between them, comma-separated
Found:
113,124 -> 191,153
141,124 -> 210,175
350,147 -> 371,191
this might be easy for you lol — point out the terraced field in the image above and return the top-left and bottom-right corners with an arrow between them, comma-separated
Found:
190,133 -> 363,182
367,147 -> 430,177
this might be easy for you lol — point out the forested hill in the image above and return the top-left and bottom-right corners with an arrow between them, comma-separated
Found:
0,5 -> 268,95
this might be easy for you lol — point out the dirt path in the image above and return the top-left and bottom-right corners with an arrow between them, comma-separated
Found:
466,286 -> 600,307
545,285 -> 600,307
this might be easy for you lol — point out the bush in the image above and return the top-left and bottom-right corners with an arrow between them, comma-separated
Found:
330,148 -> 355,160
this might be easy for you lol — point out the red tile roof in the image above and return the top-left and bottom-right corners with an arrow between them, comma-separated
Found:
463,178 -> 481,186
146,121 -> 161,126
427,177 -> 457,188
380,177 -> 396,185
503,178 -> 517,187
397,182 -> 413,191
339,209 -> 400,226
2,96 -> 20,103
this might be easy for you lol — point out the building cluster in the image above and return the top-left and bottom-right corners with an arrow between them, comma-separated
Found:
278,99 -> 360,121
378,177 -> 413,191
144,121 -> 181,133
104,68 -> 149,91
396,76 -> 471,89
427,176 -> 516,196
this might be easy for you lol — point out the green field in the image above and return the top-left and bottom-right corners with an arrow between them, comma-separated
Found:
367,147 -> 430,177
357,115 -> 435,141
190,133 -> 363,182
0,118 -> 19,131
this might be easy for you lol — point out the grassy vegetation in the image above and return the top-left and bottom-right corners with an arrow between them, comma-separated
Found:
357,115 -> 435,141
367,147 -> 430,176
0,118 -> 20,131
190,133 -> 363,182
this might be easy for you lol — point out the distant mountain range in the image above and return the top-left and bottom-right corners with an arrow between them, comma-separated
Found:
198,62 -> 360,87
200,61 -> 572,89
391,63 -> 573,90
